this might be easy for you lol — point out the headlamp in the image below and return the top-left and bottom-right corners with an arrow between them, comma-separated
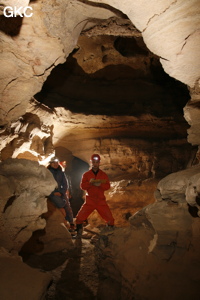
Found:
90,154 -> 101,162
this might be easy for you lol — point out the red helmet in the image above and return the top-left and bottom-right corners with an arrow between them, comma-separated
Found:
90,154 -> 101,162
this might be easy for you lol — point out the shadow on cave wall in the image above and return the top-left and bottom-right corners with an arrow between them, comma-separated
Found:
0,15 -> 23,36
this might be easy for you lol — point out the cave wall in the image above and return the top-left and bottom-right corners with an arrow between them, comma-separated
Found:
0,158 -> 56,252
0,0 -> 115,125
0,158 -> 74,254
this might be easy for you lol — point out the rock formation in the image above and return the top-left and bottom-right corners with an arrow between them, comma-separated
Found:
0,248 -> 52,300
96,165 -> 200,299
0,159 -> 54,252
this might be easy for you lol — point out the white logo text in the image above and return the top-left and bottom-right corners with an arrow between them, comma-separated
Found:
3,6 -> 33,18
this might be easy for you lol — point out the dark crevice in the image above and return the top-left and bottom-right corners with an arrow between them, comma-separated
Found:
188,204 -> 199,218
0,15 -> 23,36
196,195 -> 200,206
3,195 -> 18,212
114,37 -> 149,57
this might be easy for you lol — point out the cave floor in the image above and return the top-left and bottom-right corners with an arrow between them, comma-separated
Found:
22,234 -> 99,300
46,237 -> 99,300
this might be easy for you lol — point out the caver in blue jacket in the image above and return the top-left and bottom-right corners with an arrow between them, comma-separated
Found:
47,162 -> 74,225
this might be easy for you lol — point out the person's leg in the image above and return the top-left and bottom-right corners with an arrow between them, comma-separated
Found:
76,203 -> 94,224
75,203 -> 95,236
48,194 -> 70,226
96,203 -> 115,226
48,194 -> 66,208
63,195 -> 74,225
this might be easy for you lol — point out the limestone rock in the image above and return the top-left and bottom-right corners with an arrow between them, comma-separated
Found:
88,179 -> 158,227
34,200 -> 74,254
0,158 -> 57,252
185,172 -> 200,215
0,0 -> 115,125
0,249 -> 52,300
0,112 -> 54,162
156,164 -> 200,208
89,0 -> 200,87
96,194 -> 200,300
184,99 -> 200,146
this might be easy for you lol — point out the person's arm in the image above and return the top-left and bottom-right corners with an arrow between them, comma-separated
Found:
100,174 -> 110,191
58,172 -> 68,195
90,173 -> 110,190
80,173 -> 93,190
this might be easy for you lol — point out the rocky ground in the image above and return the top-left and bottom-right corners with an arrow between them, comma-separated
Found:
22,231 -> 100,300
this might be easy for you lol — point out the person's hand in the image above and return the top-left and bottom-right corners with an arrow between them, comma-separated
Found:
90,178 -> 100,186
93,181 -> 101,186
89,178 -> 95,184
54,192 -> 62,196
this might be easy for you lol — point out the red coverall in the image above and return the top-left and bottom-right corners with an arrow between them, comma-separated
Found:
76,169 -> 114,225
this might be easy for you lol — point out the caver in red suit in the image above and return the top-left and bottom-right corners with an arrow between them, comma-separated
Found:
76,154 -> 114,226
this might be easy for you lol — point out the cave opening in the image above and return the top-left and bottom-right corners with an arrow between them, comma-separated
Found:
32,23 -> 196,182
34,33 -> 190,118
32,30 -> 196,183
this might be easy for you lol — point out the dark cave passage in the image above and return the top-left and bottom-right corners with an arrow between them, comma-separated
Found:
34,34 -> 190,118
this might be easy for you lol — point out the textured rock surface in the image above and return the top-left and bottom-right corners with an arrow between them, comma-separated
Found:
96,180 -> 200,299
89,0 -> 200,87
88,179 -> 158,227
0,248 -> 52,300
184,99 -> 200,148
21,200 -> 74,255
0,0 -> 29,12
0,0 -> 115,125
94,165 -> 200,299
0,95 -> 194,178
0,158 -> 56,252
156,164 -> 200,216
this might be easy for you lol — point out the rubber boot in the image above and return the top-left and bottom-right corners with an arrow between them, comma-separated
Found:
76,223 -> 83,237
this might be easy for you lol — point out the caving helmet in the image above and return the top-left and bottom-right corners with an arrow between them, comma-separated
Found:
90,154 -> 101,162
49,156 -> 59,163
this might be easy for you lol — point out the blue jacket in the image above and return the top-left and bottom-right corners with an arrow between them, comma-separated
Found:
48,165 -> 68,196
